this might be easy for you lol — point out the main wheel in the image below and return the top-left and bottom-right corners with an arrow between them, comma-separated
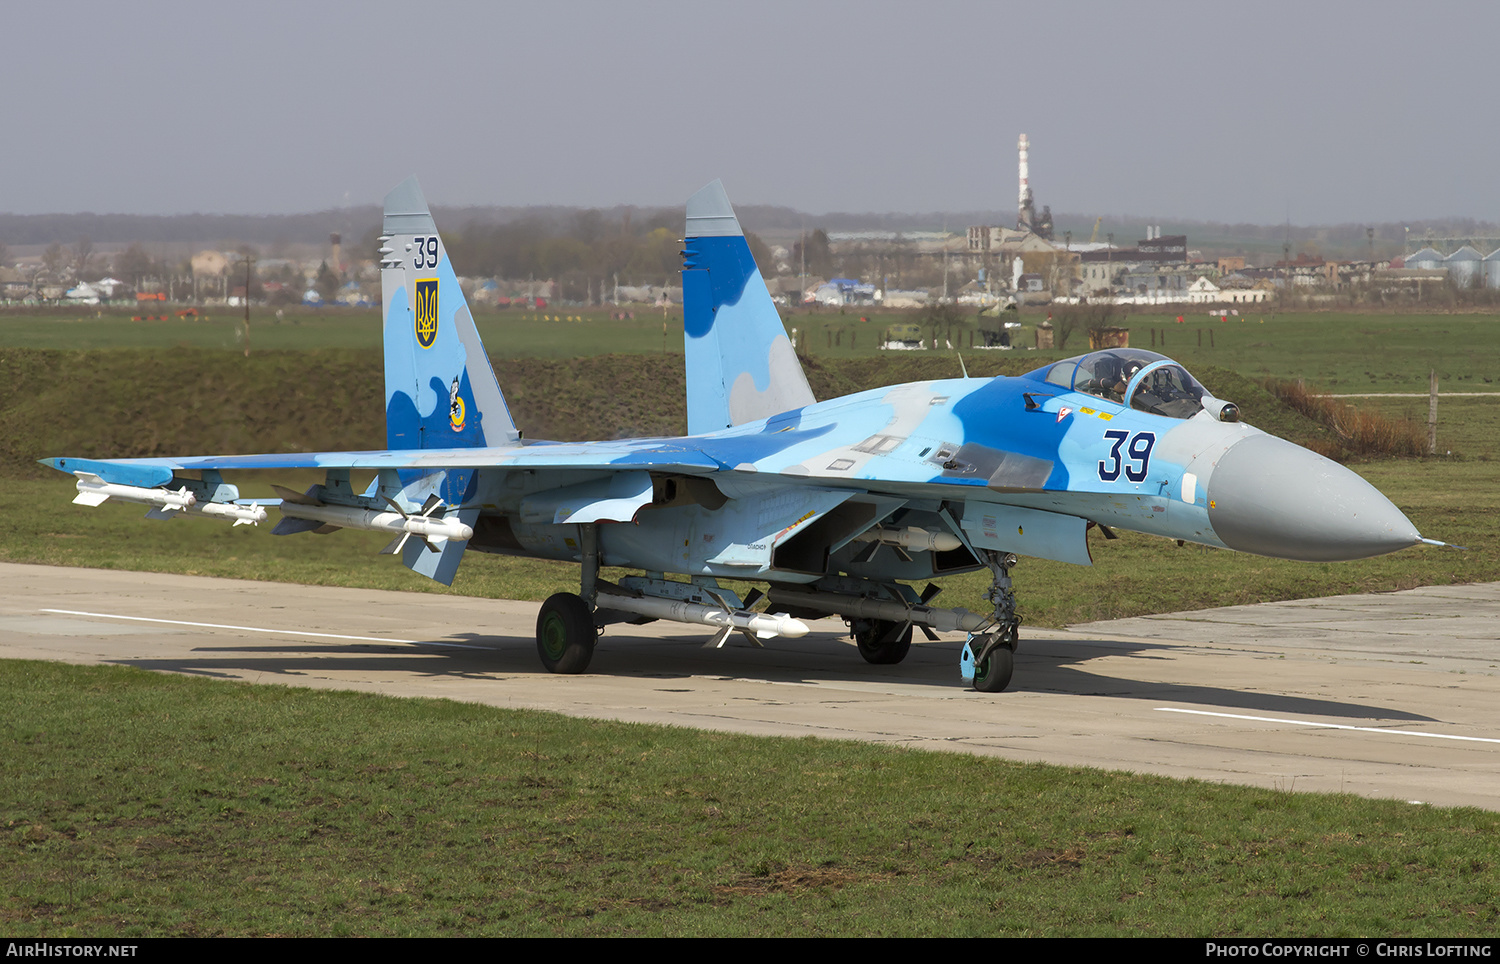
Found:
536,592 -> 597,674
853,619 -> 913,665
972,625 -> 1017,693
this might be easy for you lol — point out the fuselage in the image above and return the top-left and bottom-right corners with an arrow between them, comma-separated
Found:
465,356 -> 1420,584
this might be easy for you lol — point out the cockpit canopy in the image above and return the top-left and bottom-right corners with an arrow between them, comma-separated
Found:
1040,349 -> 1210,419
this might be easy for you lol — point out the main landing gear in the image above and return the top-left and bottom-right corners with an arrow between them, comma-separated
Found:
851,618 -> 913,665
529,525 -> 1023,693
536,592 -> 597,674
535,523 -> 601,675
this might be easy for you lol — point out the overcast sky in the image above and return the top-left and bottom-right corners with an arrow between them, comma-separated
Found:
3,0 -> 1492,225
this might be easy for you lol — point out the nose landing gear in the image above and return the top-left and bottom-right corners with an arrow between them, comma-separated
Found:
961,551 -> 1020,692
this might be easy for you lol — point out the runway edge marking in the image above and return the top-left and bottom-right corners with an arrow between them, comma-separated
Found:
1158,707 -> 1500,745
40,608 -> 486,650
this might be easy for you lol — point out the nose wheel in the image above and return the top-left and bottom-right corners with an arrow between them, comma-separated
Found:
966,550 -> 1020,693
969,622 -> 1017,693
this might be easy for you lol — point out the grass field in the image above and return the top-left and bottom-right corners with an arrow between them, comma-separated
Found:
5,308 -> 1499,397
0,307 -> 678,357
5,660 -> 1498,937
1115,311 -> 1500,394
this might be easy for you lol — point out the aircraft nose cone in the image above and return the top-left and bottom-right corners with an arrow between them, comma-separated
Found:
1207,435 -> 1420,561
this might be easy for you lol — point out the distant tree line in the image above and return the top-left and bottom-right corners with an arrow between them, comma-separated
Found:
444,209 -> 776,298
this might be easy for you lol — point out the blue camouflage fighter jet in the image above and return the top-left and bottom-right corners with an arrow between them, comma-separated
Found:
44,178 -> 1435,692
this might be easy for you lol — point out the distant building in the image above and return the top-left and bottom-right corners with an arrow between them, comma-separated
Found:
1136,234 -> 1188,262
1405,247 -> 1445,271
1444,246 -> 1483,288
191,250 -> 229,277
1187,276 -> 1270,304
813,278 -> 877,306
879,288 -> 929,308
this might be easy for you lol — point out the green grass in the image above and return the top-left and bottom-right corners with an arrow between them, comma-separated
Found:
4,660 -> 1496,937
1113,312 -> 1500,394
1351,395 -> 1500,460
7,309 -> 1500,395
0,307 -> 683,357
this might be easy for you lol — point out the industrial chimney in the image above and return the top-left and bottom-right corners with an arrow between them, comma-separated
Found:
1017,134 -> 1034,232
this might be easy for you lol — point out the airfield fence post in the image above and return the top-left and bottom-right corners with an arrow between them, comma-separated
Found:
239,255 -> 254,358
1429,370 -> 1439,455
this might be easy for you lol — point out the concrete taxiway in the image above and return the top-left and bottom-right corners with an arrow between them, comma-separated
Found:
2,562 -> 1496,810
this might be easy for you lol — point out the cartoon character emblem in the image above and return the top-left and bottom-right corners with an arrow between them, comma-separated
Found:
448,376 -> 466,432
414,279 -> 439,348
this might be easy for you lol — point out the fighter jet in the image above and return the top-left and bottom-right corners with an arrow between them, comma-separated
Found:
43,178 -> 1434,692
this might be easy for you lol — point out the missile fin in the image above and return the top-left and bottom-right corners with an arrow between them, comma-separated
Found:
272,484 -> 322,505
271,517 -> 324,536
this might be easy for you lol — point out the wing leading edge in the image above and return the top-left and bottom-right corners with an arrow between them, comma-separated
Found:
41,442 -> 725,489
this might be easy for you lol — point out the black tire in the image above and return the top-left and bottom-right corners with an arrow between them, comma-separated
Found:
853,619 -> 913,665
973,627 -> 1017,693
536,593 -> 597,674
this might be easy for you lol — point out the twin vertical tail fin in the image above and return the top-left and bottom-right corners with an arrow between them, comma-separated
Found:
379,176 -> 519,451
377,176 -> 512,586
681,180 -> 814,435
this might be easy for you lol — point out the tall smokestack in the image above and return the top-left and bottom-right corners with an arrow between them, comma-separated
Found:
1017,134 -> 1031,230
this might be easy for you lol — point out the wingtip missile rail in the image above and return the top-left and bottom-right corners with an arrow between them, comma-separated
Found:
71,471 -> 267,526
73,471 -> 194,512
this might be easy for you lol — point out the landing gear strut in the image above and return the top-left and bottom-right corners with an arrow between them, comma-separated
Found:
968,550 -> 1020,693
